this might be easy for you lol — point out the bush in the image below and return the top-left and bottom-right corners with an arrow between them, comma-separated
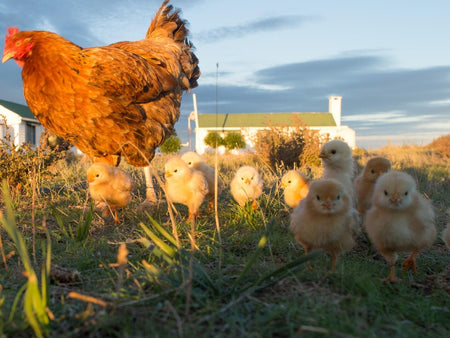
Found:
224,132 -> 246,150
0,117 -> 69,193
427,134 -> 450,158
204,132 -> 225,148
160,134 -> 181,154
253,119 -> 324,170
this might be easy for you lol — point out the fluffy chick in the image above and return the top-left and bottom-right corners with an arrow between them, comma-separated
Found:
230,166 -> 263,210
281,170 -> 310,208
354,157 -> 391,215
164,156 -> 209,221
364,171 -> 437,282
181,151 -> 223,209
319,139 -> 354,200
87,163 -> 134,224
290,179 -> 359,270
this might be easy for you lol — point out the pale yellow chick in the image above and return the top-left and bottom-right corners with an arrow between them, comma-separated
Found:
281,170 -> 309,208
319,139 -> 354,200
164,156 -> 209,221
87,163 -> 134,224
354,157 -> 391,215
230,166 -> 263,210
181,151 -> 223,209
365,171 -> 437,282
289,179 -> 359,270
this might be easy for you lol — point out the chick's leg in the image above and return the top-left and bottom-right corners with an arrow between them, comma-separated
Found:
402,250 -> 419,274
382,252 -> 401,283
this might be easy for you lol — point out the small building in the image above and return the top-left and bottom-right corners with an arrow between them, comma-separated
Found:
193,96 -> 356,154
0,99 -> 44,148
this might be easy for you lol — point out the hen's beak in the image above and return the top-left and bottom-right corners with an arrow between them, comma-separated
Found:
1,50 -> 14,63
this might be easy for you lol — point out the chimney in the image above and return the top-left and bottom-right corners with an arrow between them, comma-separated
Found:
329,96 -> 342,127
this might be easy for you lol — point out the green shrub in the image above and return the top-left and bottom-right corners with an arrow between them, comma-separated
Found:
204,132 -> 225,148
224,132 -> 246,150
159,135 -> 181,154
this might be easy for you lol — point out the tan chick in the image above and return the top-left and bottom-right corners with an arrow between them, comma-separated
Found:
364,171 -> 437,282
289,179 -> 359,270
87,163 -> 134,224
281,170 -> 310,208
230,166 -> 264,210
354,157 -> 391,215
164,156 -> 209,221
319,139 -> 354,200
181,151 -> 223,209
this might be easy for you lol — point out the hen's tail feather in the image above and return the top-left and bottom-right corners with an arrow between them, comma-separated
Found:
147,0 -> 200,89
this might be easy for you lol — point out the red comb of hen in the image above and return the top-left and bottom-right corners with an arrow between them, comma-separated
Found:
6,27 -> 19,38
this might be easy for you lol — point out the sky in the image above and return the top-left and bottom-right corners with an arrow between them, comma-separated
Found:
1,0 -> 449,149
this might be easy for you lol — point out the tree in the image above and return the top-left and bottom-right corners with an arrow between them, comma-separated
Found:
204,132 -> 225,148
223,132 -> 246,150
160,134 -> 181,154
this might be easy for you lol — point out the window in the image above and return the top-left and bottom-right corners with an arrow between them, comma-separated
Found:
26,123 -> 36,145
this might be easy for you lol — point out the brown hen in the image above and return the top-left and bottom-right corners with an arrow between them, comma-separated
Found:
2,0 -> 199,204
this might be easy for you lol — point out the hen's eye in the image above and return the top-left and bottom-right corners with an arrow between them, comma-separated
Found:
16,40 -> 22,46
384,190 -> 388,196
371,169 -> 375,174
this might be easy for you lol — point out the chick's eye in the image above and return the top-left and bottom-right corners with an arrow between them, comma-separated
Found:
331,150 -> 336,154
337,194 -> 341,200
174,169 -> 178,173
316,195 -> 320,201
96,174 -> 99,177
384,190 -> 388,196
371,169 -> 375,174
404,191 -> 408,196
288,180 -> 291,184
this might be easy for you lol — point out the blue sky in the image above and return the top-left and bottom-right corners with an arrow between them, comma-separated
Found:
1,0 -> 449,148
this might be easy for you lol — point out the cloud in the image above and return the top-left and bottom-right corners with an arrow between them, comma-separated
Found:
197,15 -> 312,43
180,52 -> 450,146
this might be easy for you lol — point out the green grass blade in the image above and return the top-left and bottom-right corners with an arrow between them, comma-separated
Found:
145,213 -> 177,246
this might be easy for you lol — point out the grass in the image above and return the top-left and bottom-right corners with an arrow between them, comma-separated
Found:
0,145 -> 449,337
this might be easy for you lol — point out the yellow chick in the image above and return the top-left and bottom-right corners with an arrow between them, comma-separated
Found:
319,139 -> 354,200
87,163 -> 134,224
354,157 -> 391,215
181,151 -> 223,209
281,170 -> 310,208
364,171 -> 437,282
164,156 -> 209,221
289,179 -> 359,270
230,166 -> 263,210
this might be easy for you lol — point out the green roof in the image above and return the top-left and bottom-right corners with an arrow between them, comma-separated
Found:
0,99 -> 36,120
198,112 -> 336,128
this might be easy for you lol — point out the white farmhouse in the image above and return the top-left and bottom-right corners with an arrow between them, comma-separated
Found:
0,99 -> 44,147
193,96 -> 356,154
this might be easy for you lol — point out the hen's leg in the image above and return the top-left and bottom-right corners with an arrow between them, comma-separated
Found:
144,166 -> 157,204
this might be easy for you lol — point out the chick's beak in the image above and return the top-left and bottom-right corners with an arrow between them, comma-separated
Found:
244,178 -> 250,184
318,152 -> 327,159
165,171 -> 172,178
2,50 -> 14,63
